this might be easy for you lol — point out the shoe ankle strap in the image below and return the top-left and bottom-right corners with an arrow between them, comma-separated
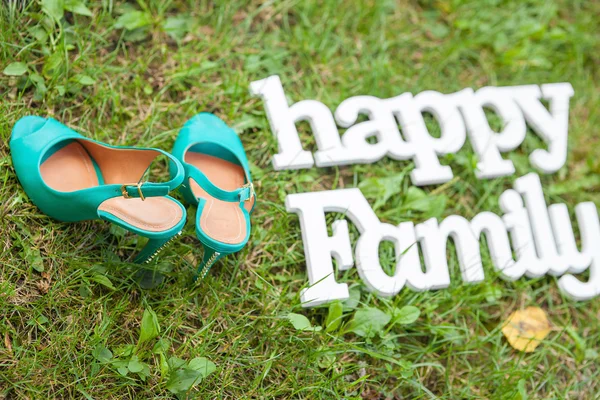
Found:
120,182 -> 170,200
187,164 -> 255,204
116,147 -> 185,200
94,146 -> 185,203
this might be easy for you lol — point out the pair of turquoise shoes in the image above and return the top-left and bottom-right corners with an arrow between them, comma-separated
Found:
9,113 -> 255,279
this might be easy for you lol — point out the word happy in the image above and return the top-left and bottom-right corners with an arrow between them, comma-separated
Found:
250,75 -> 574,186
286,173 -> 600,307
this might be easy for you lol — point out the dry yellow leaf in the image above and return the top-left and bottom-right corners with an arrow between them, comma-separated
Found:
501,306 -> 552,352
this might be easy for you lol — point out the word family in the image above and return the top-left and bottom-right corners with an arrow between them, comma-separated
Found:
251,75 -> 574,186
286,173 -> 600,307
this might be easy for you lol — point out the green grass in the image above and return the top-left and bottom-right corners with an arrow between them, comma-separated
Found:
1,0 -> 599,398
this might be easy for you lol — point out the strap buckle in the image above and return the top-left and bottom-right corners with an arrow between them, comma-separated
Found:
241,182 -> 255,202
121,183 -> 146,201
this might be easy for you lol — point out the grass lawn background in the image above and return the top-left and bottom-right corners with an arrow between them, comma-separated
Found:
1,0 -> 599,398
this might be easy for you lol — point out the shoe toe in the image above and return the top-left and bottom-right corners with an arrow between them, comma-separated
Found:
10,116 -> 47,144
185,112 -> 227,130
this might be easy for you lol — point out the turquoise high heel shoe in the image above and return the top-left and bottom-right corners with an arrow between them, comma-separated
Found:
10,116 -> 187,264
171,113 -> 255,280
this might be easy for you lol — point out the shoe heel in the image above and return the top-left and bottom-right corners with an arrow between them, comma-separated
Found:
194,245 -> 225,281
134,232 -> 182,264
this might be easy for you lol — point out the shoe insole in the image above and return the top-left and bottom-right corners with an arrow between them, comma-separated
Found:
40,141 -> 182,232
186,152 -> 253,245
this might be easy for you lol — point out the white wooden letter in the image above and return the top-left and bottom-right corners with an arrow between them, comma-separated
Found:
558,202 -> 600,300
416,217 -> 485,285
354,222 -> 422,296
514,173 -> 568,276
470,212 -> 520,280
250,75 -> 347,170
500,188 -> 546,278
453,87 -> 526,178
387,91 -> 466,186
511,83 -> 574,173
285,188 -> 380,307
334,96 -> 405,164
